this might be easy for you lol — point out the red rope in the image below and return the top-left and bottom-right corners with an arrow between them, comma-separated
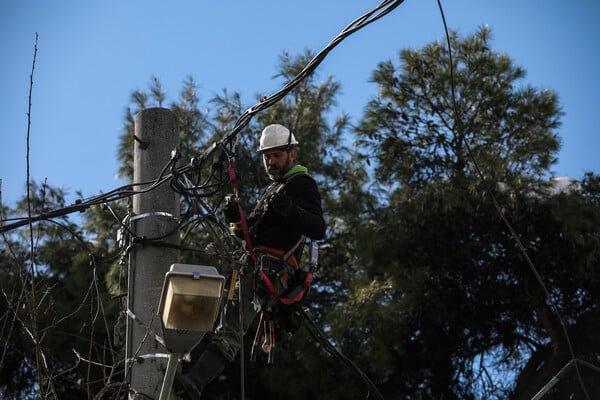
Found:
228,159 -> 257,266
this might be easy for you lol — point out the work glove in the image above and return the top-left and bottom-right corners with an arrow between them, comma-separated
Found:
222,195 -> 241,223
269,193 -> 294,218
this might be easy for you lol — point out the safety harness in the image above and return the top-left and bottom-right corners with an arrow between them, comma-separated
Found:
227,159 -> 319,365
228,160 -> 317,305
227,156 -> 380,397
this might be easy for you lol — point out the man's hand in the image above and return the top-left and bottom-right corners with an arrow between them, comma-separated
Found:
269,193 -> 294,218
223,195 -> 241,223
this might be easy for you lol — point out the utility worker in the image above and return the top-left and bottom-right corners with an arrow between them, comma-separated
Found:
174,123 -> 326,399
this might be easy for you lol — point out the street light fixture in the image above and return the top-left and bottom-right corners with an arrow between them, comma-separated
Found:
160,264 -> 224,335
157,263 -> 225,400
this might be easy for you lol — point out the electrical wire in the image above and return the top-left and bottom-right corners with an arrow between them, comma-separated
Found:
0,170 -> 173,233
435,1 -> 592,398
0,0 -> 406,241
217,0 -> 406,150
298,307 -> 385,400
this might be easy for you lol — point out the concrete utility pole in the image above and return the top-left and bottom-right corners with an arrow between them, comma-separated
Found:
127,108 -> 180,399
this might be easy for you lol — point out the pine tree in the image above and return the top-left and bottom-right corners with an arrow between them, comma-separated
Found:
347,26 -> 599,399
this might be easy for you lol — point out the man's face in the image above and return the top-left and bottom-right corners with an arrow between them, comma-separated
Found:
262,147 -> 295,178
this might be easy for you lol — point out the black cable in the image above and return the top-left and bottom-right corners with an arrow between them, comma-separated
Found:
103,202 -> 135,238
1,1 -> 406,235
435,1 -> 592,399
1,149 -> 179,234
218,0 -> 406,150
0,174 -> 172,233
298,307 -> 385,400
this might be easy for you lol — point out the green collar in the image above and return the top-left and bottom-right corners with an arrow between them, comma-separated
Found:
282,164 -> 308,180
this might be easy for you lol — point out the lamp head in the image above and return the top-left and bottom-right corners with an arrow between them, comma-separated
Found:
158,264 -> 225,353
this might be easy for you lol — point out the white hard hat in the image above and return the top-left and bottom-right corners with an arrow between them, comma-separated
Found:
259,124 -> 299,152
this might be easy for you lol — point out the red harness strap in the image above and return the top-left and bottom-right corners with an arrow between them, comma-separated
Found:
257,245 -> 298,268
260,268 -> 315,305
257,246 -> 315,305
227,159 -> 257,266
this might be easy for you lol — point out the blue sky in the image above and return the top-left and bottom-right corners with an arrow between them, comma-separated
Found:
1,0 -> 599,208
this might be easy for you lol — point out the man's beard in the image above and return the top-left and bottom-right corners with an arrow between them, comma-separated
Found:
266,156 -> 292,180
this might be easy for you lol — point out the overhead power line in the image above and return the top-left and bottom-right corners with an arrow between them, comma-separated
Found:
0,0 -> 406,235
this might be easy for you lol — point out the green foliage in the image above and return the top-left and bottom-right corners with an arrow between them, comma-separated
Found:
348,27 -> 599,400
357,26 -> 561,193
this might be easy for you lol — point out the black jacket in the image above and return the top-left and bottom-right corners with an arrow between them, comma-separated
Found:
248,170 -> 326,252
